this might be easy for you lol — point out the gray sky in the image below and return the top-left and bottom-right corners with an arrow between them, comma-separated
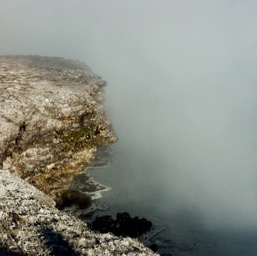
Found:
1,0 -> 257,230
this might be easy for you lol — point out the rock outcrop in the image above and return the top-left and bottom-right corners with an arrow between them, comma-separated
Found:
0,56 -> 159,255
0,55 -> 116,201
91,212 -> 153,238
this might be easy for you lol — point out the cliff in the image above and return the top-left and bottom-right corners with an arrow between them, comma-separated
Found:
0,55 -> 117,201
0,56 -> 158,255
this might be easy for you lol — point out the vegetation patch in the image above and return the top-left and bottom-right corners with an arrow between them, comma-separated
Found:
63,125 -> 94,144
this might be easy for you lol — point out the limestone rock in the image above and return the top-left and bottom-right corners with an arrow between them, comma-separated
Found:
0,55 -> 117,200
0,55 -> 159,255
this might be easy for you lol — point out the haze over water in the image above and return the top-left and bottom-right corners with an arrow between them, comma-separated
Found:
1,1 -> 257,255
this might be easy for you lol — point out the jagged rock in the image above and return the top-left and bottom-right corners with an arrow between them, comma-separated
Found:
91,212 -> 153,238
0,56 -> 159,255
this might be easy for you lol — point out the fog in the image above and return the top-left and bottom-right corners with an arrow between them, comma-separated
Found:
1,0 -> 257,231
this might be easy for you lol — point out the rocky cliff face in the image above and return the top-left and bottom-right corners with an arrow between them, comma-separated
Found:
0,55 -> 116,201
0,55 -> 158,255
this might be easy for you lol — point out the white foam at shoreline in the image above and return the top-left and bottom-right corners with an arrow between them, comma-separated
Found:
89,185 -> 111,200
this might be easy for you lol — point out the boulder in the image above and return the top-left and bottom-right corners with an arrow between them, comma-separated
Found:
91,212 -> 153,238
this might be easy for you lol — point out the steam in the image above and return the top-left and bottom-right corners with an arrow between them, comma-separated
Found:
1,0 -> 257,230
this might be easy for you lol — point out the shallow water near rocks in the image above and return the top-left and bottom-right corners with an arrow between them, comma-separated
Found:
79,145 -> 257,256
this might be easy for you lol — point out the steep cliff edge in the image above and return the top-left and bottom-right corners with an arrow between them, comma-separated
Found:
0,56 -> 158,255
0,55 -> 116,201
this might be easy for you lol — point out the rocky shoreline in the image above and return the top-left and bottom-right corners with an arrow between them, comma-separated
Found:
0,55 -> 159,255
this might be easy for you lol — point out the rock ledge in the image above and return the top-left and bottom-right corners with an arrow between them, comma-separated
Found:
0,56 -> 158,255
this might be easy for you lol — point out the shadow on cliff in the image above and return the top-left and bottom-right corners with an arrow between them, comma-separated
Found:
41,228 -> 79,256
0,229 -> 80,256
0,248 -> 22,256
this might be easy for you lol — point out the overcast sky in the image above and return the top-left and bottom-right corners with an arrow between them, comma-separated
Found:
1,0 -> 257,230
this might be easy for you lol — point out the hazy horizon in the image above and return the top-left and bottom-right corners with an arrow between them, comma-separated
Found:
1,0 -> 257,232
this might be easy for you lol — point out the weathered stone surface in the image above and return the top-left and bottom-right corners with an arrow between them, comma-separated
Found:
0,55 -> 116,200
0,170 -> 158,255
0,56 -> 159,255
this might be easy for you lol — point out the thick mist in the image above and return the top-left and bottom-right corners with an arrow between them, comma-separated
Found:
1,0 -> 257,230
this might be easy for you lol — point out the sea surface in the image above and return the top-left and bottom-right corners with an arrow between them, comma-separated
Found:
84,145 -> 257,256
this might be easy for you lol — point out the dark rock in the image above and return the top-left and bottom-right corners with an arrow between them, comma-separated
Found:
91,212 -> 152,238
91,215 -> 115,233
149,243 -> 158,252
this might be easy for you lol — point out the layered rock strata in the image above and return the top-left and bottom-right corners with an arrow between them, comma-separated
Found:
0,56 -> 158,255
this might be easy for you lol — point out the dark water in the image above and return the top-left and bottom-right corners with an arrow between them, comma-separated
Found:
86,145 -> 257,256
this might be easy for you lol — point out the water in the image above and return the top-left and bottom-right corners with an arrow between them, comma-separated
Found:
87,144 -> 257,256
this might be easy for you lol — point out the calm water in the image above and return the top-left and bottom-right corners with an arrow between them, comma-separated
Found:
87,145 -> 257,256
